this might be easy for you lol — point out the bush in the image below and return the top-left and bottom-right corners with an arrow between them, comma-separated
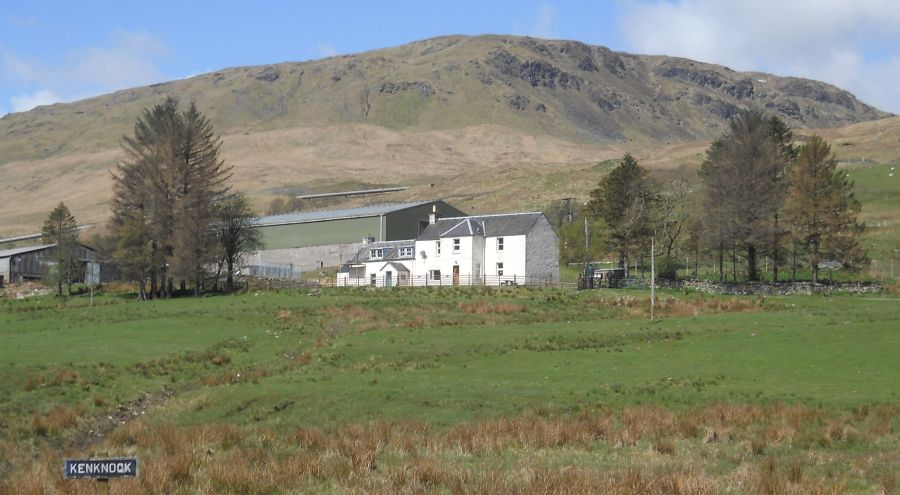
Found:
656,256 -> 681,280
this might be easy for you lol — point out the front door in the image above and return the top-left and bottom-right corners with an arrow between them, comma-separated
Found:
385,271 -> 393,287
452,265 -> 460,286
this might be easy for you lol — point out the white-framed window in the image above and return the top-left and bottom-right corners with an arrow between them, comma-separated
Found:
399,246 -> 414,257
370,273 -> 377,286
430,269 -> 441,280
497,237 -> 504,251
453,238 -> 461,252
496,262 -> 504,276
436,241 -> 441,256
370,248 -> 384,259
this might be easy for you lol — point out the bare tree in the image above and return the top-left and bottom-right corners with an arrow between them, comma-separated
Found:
215,193 -> 262,290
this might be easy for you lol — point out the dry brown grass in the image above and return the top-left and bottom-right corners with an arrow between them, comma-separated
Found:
457,301 -> 527,315
4,403 -> 898,494
30,406 -> 81,437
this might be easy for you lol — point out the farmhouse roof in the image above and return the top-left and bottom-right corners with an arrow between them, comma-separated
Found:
418,212 -> 543,240
254,201 -> 435,227
378,262 -> 410,273
349,239 -> 416,263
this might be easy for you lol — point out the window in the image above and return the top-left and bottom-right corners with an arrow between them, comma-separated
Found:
453,238 -> 461,252
399,246 -> 414,257
430,270 -> 441,280
370,274 -> 377,286
436,241 -> 441,256
370,248 -> 383,259
496,262 -> 504,276
497,237 -> 504,251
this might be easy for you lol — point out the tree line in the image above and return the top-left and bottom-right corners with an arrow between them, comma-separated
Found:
107,97 -> 260,299
551,109 -> 867,284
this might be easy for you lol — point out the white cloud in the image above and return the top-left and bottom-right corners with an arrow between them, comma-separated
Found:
619,0 -> 900,113
68,31 -> 168,90
10,89 -> 62,112
316,43 -> 338,58
531,4 -> 558,39
1,30 -> 170,111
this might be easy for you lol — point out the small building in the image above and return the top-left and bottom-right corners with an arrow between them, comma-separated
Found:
0,244 -> 100,286
336,239 -> 416,287
250,200 -> 465,273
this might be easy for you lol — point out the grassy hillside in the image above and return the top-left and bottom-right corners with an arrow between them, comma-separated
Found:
0,34 -> 894,237
1,288 -> 897,493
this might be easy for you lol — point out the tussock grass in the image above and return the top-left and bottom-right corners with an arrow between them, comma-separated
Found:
4,404 -> 896,493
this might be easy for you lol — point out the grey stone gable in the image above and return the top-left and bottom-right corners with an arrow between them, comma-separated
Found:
348,239 -> 416,263
418,212 -> 543,240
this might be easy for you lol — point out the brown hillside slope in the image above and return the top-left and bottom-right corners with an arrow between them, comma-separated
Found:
0,35 -> 894,236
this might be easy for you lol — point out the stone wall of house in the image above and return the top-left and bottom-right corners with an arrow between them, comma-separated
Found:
525,216 -> 560,285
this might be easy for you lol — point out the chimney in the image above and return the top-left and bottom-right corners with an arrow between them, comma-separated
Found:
428,204 -> 441,225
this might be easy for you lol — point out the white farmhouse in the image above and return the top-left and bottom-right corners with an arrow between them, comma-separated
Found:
415,211 -> 559,286
337,209 -> 559,287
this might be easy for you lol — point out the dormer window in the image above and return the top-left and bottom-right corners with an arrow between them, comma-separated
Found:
399,246 -> 414,257
370,248 -> 384,260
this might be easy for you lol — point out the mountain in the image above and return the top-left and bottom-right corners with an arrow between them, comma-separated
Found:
0,34 -> 894,235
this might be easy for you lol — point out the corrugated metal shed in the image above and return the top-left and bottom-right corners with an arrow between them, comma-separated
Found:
0,244 -> 57,259
255,201 -> 433,227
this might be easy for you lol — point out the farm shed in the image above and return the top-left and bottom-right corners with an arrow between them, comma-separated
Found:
0,243 -> 100,286
249,200 -> 465,273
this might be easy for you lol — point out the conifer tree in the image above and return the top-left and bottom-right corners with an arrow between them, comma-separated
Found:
785,135 -> 866,283
111,97 -> 232,298
699,110 -> 788,281
41,202 -> 80,296
587,154 -> 655,273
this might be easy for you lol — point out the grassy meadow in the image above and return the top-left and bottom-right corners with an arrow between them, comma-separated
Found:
0,286 -> 897,494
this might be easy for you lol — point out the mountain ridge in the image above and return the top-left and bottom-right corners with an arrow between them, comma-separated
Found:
0,34 -> 895,236
1,34 -> 890,163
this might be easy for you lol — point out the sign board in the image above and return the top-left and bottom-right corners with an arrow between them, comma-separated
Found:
64,458 -> 138,479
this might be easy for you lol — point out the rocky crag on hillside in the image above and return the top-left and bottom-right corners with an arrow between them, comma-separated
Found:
0,35 -> 890,164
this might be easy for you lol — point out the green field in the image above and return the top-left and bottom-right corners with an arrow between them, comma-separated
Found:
1,288 -> 898,493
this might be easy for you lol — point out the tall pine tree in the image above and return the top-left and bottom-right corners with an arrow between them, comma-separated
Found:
111,97 -> 232,298
587,154 -> 655,273
41,202 -> 80,296
699,110 -> 788,281
785,135 -> 866,283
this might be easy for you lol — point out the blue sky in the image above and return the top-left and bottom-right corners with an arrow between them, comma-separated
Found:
2,0 -> 899,116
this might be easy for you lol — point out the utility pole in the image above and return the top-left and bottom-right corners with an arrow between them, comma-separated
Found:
650,236 -> 656,322
583,216 -> 591,288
